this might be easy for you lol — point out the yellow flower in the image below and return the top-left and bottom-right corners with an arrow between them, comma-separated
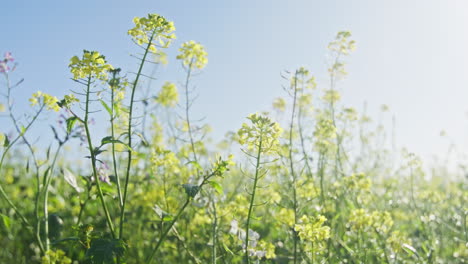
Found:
156,81 -> 178,107
69,50 -> 113,80
128,14 -> 176,54
237,113 -> 282,155
176,41 -> 208,69
272,97 -> 286,112
29,91 -> 60,112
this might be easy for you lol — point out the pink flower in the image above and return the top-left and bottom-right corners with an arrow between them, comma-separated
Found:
0,61 -> 9,73
4,52 -> 14,62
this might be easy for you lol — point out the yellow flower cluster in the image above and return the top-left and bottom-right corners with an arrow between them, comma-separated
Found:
29,91 -> 60,112
323,89 -> 341,103
128,14 -> 176,53
294,215 -> 331,243
313,117 -> 336,152
41,249 -> 72,264
237,113 -> 282,155
156,81 -> 178,107
342,173 -> 372,191
257,241 -> 276,259
151,147 -> 181,174
291,67 -> 316,90
272,97 -> 286,112
69,51 -> 113,80
176,41 -> 208,69
386,231 -> 410,253
348,209 -> 393,234
328,31 -> 356,55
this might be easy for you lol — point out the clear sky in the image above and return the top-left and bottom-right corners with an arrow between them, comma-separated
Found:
2,0 -> 468,163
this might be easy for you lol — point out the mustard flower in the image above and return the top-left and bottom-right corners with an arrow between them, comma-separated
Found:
237,113 -> 282,155
156,81 -> 178,107
128,14 -> 176,53
272,97 -> 286,112
29,91 -> 60,112
68,50 -> 113,80
294,215 -> 331,243
176,41 -> 208,69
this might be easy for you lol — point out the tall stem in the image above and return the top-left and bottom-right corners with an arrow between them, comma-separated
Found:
184,59 -> 198,163
244,135 -> 263,264
110,82 -> 123,209
120,30 -> 156,239
288,71 -> 299,264
43,144 -> 63,251
4,74 -> 45,252
83,75 -> 116,238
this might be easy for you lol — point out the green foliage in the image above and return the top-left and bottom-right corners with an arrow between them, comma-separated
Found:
0,12 -> 466,264
86,238 -> 127,264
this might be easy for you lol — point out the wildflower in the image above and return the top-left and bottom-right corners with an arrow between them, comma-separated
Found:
156,81 -> 178,107
176,41 -> 208,69
128,14 -> 176,53
0,61 -> 9,73
272,97 -> 286,112
97,163 -> 111,185
29,91 -> 60,112
4,52 -> 14,62
237,113 -> 282,154
69,50 -> 113,80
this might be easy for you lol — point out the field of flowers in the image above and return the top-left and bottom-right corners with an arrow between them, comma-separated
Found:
0,13 -> 466,264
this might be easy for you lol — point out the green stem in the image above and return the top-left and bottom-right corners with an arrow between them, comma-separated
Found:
120,29 -> 156,239
0,100 -> 43,229
244,135 -> 263,264
110,80 -> 123,210
211,198 -> 218,264
43,144 -> 63,251
184,59 -> 198,163
288,71 -> 299,264
146,175 -> 213,263
83,75 -> 116,238
4,74 -> 45,253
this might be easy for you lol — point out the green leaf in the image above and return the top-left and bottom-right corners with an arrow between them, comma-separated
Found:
402,243 -> 420,259
3,135 -> 9,147
222,242 -> 234,255
0,213 -> 11,231
100,99 -> 112,116
182,184 -> 199,198
208,180 -> 223,194
63,168 -> 83,193
86,238 -> 127,264
100,136 -> 132,151
162,215 -> 173,222
66,117 -> 79,134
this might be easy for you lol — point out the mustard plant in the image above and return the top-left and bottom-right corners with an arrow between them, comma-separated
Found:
237,113 -> 282,263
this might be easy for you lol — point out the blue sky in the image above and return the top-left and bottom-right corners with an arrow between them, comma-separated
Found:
2,0 -> 468,162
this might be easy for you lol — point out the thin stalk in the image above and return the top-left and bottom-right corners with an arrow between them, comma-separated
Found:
43,144 -> 63,251
146,175 -> 213,263
83,75 -> 116,238
120,29 -> 156,239
211,199 -> 218,264
244,134 -> 263,264
183,59 -> 198,163
0,102 -> 43,228
110,83 -> 123,210
5,74 -> 45,253
288,71 -> 299,264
